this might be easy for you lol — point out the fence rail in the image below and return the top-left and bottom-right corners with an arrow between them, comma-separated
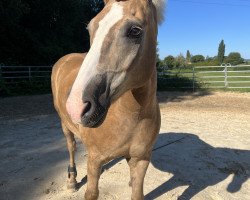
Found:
1,65 -> 250,91
0,66 -> 52,83
195,64 -> 250,89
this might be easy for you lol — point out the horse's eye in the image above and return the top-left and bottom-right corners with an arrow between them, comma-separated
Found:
127,26 -> 142,38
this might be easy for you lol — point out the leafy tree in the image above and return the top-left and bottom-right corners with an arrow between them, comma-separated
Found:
0,0 -> 30,65
205,56 -> 212,61
217,40 -> 225,64
225,52 -> 244,65
155,42 -> 166,72
191,55 -> 205,63
163,55 -> 175,69
186,50 -> 191,63
174,54 -> 186,68
0,0 -> 104,65
156,42 -> 161,68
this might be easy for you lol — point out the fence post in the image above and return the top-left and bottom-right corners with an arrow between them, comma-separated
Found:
192,67 -> 195,92
28,66 -> 31,82
224,64 -> 228,88
0,65 -> 2,81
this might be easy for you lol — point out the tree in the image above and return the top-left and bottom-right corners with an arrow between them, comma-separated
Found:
156,42 -> 161,67
155,42 -> 165,72
191,55 -> 205,63
174,54 -> 186,68
0,0 -> 104,65
163,55 -> 175,69
186,50 -> 191,63
225,52 -> 244,65
217,40 -> 225,64
206,56 -> 212,61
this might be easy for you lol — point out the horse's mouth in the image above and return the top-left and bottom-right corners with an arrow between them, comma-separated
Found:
81,104 -> 109,128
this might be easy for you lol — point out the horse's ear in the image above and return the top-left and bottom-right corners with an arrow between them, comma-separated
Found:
105,0 -> 126,4
103,0 -> 109,4
152,0 -> 166,25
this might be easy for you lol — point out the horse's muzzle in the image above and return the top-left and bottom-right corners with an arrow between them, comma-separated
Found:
81,74 -> 110,128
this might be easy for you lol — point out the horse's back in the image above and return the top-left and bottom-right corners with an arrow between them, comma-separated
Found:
51,53 -> 87,136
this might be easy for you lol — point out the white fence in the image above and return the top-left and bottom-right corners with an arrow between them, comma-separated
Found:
0,66 -> 52,83
1,65 -> 250,91
195,64 -> 250,89
158,64 -> 250,91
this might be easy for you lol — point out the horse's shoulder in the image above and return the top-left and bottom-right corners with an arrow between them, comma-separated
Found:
54,53 -> 87,68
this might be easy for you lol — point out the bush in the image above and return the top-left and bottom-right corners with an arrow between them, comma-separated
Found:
157,71 -> 202,91
191,55 -> 205,63
0,79 -> 51,97
163,56 -> 175,69
189,60 -> 220,67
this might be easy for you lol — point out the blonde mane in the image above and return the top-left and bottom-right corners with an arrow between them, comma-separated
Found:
152,0 -> 166,25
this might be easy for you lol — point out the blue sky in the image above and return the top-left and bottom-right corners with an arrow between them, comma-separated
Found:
158,0 -> 250,59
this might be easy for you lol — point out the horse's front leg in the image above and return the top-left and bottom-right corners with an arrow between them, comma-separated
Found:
127,156 -> 150,200
85,154 -> 103,200
61,122 -> 77,192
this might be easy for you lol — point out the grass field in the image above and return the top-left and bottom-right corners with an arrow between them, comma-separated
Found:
158,65 -> 250,92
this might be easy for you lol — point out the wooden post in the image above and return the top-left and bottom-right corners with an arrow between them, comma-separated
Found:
28,66 -> 31,82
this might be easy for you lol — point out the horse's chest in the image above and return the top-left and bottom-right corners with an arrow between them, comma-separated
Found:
82,108 -> 142,156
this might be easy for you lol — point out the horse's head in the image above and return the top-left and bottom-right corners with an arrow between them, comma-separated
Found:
66,0 -> 165,127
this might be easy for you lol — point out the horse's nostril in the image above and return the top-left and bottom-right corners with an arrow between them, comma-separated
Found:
82,101 -> 91,117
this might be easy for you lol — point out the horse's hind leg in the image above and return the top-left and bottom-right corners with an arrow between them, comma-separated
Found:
61,122 -> 77,191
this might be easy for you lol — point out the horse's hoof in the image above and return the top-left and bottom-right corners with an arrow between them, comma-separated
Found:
85,190 -> 99,200
67,180 -> 77,192
68,187 -> 77,193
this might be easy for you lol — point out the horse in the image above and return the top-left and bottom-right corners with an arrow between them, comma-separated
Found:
51,0 -> 165,199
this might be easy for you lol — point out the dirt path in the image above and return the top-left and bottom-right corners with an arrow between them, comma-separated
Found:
0,92 -> 249,200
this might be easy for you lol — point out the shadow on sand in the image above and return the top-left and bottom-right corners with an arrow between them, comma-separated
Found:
1,103 -> 248,200
157,91 -> 211,104
78,132 -> 250,199
77,157 -> 124,190
145,132 -> 250,200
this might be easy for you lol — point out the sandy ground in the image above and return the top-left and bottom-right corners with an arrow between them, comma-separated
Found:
0,92 -> 249,200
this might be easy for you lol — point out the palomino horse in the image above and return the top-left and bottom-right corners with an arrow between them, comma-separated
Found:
51,0 -> 165,199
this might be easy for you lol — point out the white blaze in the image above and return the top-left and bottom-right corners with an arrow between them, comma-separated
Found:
66,3 -> 124,123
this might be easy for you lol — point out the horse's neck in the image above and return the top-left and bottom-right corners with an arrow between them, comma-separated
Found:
112,67 -> 157,116
131,67 -> 158,108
